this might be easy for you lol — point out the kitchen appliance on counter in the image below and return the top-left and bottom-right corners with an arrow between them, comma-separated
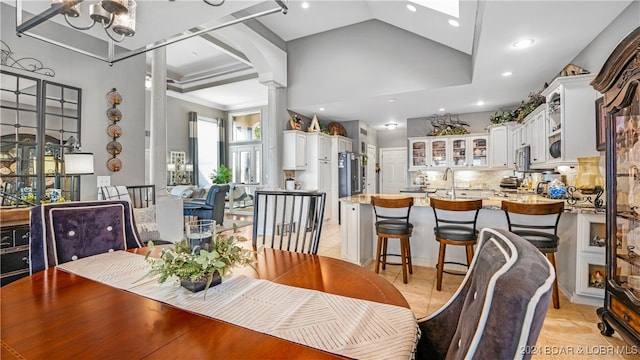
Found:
500,176 -> 521,189
338,152 -> 362,197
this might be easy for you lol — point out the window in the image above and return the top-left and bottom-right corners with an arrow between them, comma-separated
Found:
230,111 -> 261,142
196,117 -> 220,188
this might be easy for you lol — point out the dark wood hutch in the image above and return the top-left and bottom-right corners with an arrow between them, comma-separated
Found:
591,26 -> 640,345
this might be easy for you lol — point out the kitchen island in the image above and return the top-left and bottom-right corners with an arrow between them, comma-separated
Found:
339,192 -> 605,306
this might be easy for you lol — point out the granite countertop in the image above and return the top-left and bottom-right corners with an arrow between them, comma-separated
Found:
339,193 -> 604,214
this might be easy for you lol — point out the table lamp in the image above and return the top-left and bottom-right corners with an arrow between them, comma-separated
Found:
64,152 -> 94,201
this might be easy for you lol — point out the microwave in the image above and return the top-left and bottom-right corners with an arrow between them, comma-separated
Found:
515,145 -> 531,172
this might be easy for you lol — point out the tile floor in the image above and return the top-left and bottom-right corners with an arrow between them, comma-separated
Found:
228,217 -> 638,359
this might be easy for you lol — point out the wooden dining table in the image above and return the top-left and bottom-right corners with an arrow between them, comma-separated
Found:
1,248 -> 410,359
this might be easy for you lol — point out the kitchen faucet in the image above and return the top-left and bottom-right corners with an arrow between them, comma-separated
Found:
443,167 -> 456,200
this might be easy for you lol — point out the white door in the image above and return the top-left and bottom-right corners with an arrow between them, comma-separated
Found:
366,144 -> 377,194
380,147 -> 407,194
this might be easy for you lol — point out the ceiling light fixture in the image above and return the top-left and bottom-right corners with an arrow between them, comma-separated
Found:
406,4 -> 417,12
476,101 -> 485,106
387,99 -> 397,103
438,108 -> 445,112
502,71 -> 513,77
50,0 -> 138,42
513,38 -> 535,49
301,2 -> 310,9
448,19 -> 459,27
319,107 -> 325,111
385,123 -> 398,130
15,0 -> 288,65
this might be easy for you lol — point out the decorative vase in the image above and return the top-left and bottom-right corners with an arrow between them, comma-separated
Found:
180,271 -> 221,292
574,156 -> 604,194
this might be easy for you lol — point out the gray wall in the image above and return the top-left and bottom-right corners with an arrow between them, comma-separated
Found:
2,3 -> 146,200
571,1 -> 640,75
287,19 -> 471,109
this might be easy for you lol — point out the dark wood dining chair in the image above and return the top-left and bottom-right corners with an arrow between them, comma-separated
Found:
430,198 -> 482,291
252,190 -> 326,254
371,196 -> 414,284
501,200 -> 564,309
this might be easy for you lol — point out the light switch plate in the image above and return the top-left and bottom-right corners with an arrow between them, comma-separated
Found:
97,176 -> 111,187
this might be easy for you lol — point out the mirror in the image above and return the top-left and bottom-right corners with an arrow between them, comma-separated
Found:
0,70 -> 81,205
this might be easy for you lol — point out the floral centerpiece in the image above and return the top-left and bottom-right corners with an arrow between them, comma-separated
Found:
145,230 -> 255,295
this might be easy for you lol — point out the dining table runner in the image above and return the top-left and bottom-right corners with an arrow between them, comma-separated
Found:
56,251 -> 420,360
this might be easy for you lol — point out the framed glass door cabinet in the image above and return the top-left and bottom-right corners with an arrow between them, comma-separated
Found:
592,27 -> 640,345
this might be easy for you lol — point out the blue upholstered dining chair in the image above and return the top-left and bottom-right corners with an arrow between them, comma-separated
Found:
29,200 -> 143,274
183,184 -> 230,226
416,228 -> 555,360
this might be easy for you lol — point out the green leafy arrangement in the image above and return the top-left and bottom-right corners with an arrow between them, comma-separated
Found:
144,233 -> 255,294
489,91 -> 546,124
210,164 -> 232,184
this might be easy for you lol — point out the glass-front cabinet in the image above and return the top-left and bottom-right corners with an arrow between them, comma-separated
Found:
469,135 -> 488,168
592,28 -> 640,345
430,138 -> 448,168
0,71 -> 81,206
451,138 -> 467,167
408,138 -> 428,170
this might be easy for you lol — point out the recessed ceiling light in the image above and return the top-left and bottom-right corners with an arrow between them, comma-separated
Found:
385,123 -> 398,130
406,4 -> 417,12
448,19 -> 459,27
476,101 -> 485,106
301,2 -> 309,9
387,99 -> 397,103
438,108 -> 445,112
513,38 -> 535,48
191,51 -> 198,57
319,107 -> 325,111
502,71 -> 513,77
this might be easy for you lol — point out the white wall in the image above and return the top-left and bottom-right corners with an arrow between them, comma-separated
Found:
1,3 -> 146,200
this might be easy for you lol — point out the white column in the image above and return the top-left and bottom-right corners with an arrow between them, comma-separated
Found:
150,47 -> 168,195
264,85 -> 287,189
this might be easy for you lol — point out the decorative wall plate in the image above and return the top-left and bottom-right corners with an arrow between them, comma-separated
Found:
107,124 -> 122,138
106,88 -> 122,105
106,141 -> 122,155
107,157 -> 122,171
107,107 -> 122,121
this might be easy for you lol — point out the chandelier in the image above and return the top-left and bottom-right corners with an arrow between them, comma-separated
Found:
51,0 -> 138,42
15,0 -> 288,65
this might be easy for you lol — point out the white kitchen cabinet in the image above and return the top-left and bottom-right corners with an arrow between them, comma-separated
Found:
408,137 -> 429,170
542,74 -> 599,165
340,201 -> 374,266
283,130 -> 307,170
429,138 -> 448,168
528,106 -> 547,165
573,213 -> 606,306
298,132 -> 334,221
450,137 -> 468,168
489,125 -> 510,168
468,135 -> 489,168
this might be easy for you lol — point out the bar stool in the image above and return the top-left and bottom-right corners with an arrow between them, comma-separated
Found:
501,200 -> 564,309
371,196 -> 414,284
430,198 -> 482,291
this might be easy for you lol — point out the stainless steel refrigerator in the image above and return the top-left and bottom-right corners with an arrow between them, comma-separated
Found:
338,152 -> 362,197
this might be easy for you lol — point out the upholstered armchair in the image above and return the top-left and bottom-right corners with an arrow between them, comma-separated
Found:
29,200 -> 143,274
416,228 -> 555,360
183,184 -> 230,226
